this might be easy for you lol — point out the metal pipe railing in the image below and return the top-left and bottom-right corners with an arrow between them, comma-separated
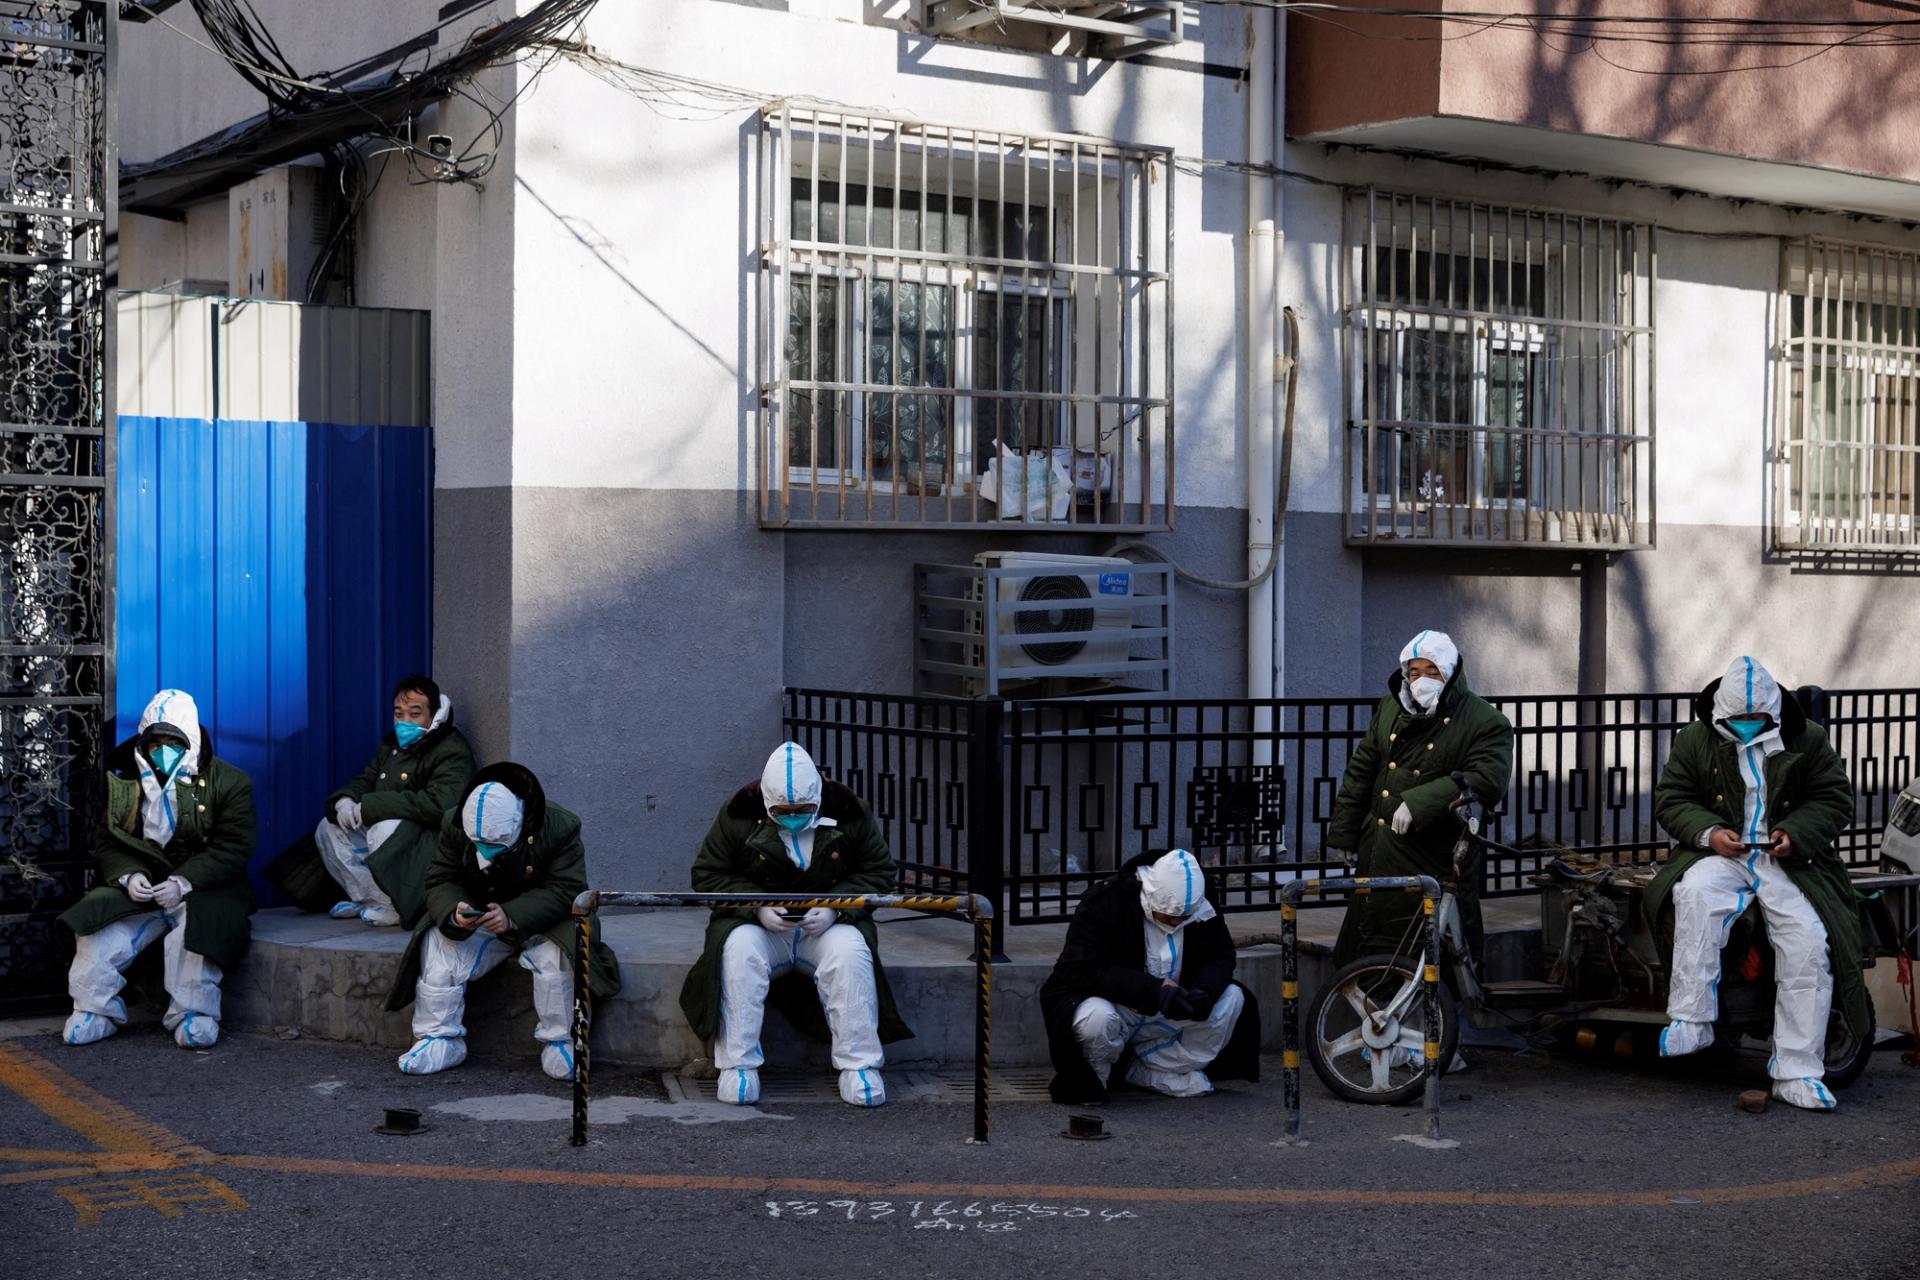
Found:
1276,874 -> 1443,1144
566,890 -> 996,1147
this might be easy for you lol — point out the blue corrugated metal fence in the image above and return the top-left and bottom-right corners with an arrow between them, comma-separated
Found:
115,414 -> 432,900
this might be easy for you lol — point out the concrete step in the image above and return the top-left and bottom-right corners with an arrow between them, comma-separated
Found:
225,900 -> 1543,1069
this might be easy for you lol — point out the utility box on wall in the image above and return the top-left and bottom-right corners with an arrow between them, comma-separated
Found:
228,166 -> 330,302
115,292 -> 433,899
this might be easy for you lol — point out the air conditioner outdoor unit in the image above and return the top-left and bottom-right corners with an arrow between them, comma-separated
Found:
969,552 -> 1135,682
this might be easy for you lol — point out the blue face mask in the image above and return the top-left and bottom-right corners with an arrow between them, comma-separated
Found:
773,811 -> 815,834
474,840 -> 508,867
394,721 -> 426,748
150,744 -> 185,777
1727,717 -> 1769,744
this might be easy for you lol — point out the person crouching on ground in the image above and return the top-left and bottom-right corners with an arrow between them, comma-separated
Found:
1040,848 -> 1260,1104
384,763 -> 620,1080
59,689 -> 256,1049
679,742 -> 911,1108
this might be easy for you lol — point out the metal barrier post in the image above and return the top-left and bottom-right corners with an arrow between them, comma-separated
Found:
1276,875 -> 1440,1144
1280,899 -> 1301,1141
570,892 -> 597,1148
973,910 -> 992,1144
1421,892 -> 1442,1142
967,700 -> 1008,951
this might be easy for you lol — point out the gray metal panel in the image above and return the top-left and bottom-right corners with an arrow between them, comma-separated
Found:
115,291 -> 216,419
117,291 -> 430,427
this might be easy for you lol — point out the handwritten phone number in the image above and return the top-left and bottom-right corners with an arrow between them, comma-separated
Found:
765,1200 -> 1140,1230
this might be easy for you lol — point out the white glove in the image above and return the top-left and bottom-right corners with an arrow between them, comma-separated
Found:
798,907 -> 837,938
121,873 -> 156,902
151,876 -> 191,911
333,797 -> 363,832
756,907 -> 798,935
1390,802 -> 1413,835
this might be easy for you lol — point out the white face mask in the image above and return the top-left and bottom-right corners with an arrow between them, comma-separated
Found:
1410,675 -> 1445,709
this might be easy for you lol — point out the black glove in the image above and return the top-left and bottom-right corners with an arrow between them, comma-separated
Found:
1182,986 -> 1218,1020
1157,983 -> 1199,1021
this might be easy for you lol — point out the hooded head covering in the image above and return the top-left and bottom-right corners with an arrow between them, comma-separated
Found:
1397,629 -> 1460,715
135,689 -> 202,847
462,779 -> 526,868
760,742 -> 837,868
1136,849 -> 1217,933
1711,656 -> 1786,757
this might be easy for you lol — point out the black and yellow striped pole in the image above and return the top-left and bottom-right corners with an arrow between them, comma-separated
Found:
1277,875 -> 1443,1144
566,890 -> 995,1148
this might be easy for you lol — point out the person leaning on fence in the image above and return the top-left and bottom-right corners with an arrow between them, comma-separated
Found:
265,674 -> 474,928
1327,630 -> 1514,971
58,689 -> 257,1050
1647,657 -> 1864,1113
1040,848 -> 1260,1105
678,742 -> 912,1108
383,762 -> 621,1080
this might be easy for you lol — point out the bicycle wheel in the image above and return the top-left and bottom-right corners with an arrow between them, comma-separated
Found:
1306,952 -> 1460,1106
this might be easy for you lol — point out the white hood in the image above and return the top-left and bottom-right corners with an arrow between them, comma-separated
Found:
135,689 -> 202,848
1137,849 -> 1218,932
761,742 -> 836,869
1397,629 -> 1460,715
1711,656 -> 1786,758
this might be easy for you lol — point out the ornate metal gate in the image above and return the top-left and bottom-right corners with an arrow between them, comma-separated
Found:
1,1 -> 113,1013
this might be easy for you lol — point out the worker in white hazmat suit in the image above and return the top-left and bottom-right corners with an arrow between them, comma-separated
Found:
383,763 -> 622,1079
679,743 -> 912,1108
57,690 -> 256,1049
1651,657 -> 1860,1112
1040,849 -> 1260,1104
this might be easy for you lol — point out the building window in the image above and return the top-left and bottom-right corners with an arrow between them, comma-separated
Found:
759,107 -> 1172,529
1776,238 -> 1920,553
1343,190 -> 1655,547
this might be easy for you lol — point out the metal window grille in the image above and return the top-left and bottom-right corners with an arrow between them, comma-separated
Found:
1343,189 -> 1656,548
757,106 -> 1173,530
1775,238 -> 1920,553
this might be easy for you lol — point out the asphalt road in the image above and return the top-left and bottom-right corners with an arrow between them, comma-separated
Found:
3,1024 -> 1918,1280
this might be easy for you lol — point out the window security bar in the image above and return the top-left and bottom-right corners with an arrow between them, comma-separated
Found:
758,106 -> 1174,531
1343,189 -> 1656,549
1776,238 -> 1920,554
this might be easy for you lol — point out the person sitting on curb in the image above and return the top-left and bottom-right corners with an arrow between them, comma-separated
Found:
679,742 -> 911,1108
383,763 -> 619,1080
1649,657 -> 1862,1112
266,674 -> 473,928
59,689 -> 256,1049
1040,848 -> 1260,1104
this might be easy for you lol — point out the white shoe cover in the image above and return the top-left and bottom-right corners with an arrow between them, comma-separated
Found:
172,1012 -> 219,1049
716,1067 -> 760,1105
397,1035 -> 467,1075
63,1011 -> 118,1046
328,901 -> 361,919
1772,1077 -> 1837,1111
839,1068 -> 886,1107
1124,1060 -> 1214,1097
358,904 -> 401,928
1659,1019 -> 1714,1058
540,1042 -> 576,1081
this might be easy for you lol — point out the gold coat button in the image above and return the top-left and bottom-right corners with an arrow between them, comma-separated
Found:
1381,790 -> 1391,798
197,804 -> 207,813
1388,763 -> 1398,771
1377,818 -> 1386,827
400,773 -> 409,781
1444,718 -> 1452,726
1427,743 -> 1435,751
1413,768 -> 1422,776
379,772 -> 387,780
1716,794 -> 1723,802
1389,733 -> 1397,742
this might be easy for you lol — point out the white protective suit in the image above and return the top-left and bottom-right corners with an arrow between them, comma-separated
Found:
1071,850 -> 1247,1098
1660,657 -> 1837,1112
396,784 -> 575,1081
714,743 -> 885,1109
316,696 -> 452,926
64,690 -> 224,1049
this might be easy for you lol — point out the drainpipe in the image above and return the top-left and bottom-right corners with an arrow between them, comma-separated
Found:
1247,6 -> 1279,707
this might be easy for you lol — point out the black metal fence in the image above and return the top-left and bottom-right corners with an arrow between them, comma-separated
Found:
785,686 -> 1920,926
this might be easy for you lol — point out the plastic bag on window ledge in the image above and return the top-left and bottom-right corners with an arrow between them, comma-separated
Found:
981,444 -> 1072,522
